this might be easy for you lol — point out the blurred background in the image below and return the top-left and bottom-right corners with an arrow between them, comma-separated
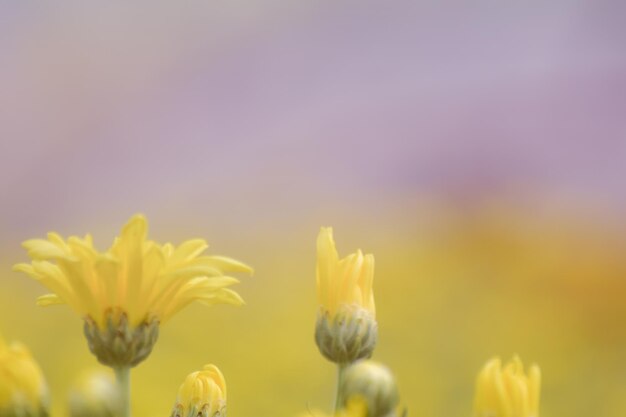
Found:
1,1 -> 626,416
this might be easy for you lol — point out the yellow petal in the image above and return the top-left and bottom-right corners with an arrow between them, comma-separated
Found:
197,255 -> 254,274
22,239 -> 69,260
36,294 -> 65,306
170,239 -> 208,264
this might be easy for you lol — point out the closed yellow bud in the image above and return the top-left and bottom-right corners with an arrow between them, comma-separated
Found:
0,335 -> 49,417
171,365 -> 226,417
474,356 -> 541,417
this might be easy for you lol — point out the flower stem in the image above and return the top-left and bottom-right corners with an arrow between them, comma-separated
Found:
333,363 -> 347,415
115,366 -> 131,417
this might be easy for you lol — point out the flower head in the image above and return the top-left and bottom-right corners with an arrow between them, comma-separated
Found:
316,227 -> 375,317
315,228 -> 377,364
171,364 -> 226,417
474,356 -> 541,417
14,214 -> 252,329
0,335 -> 49,417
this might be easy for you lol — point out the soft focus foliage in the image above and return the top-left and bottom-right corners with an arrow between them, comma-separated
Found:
297,397 -> 368,417
68,369 -> 119,417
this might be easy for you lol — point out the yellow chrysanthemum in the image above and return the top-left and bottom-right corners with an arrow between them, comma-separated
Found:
0,335 -> 48,417
474,356 -> 541,417
171,364 -> 226,417
315,228 -> 377,364
14,214 -> 252,329
316,227 -> 375,317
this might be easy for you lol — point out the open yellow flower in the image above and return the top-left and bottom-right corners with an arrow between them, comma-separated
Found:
315,227 -> 377,364
0,335 -> 49,417
14,214 -> 252,328
316,227 -> 375,318
474,356 -> 541,417
171,364 -> 226,417
14,214 -> 252,367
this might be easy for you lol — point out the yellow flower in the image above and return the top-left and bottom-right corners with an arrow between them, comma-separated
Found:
14,214 -> 252,329
171,364 -> 226,417
315,228 -> 377,364
0,335 -> 49,417
474,356 -> 541,417
316,227 -> 375,318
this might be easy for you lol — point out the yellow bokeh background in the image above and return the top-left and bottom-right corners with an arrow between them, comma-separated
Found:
2,199 -> 626,417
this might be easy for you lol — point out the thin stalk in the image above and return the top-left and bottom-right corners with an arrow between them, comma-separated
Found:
333,363 -> 347,415
115,366 -> 131,417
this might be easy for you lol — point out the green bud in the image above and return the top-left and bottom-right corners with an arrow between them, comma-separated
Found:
83,309 -> 159,368
315,304 -> 377,365
340,361 -> 399,417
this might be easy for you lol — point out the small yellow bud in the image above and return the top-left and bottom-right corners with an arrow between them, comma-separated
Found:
474,356 -> 541,417
315,228 -> 378,364
0,335 -> 49,417
68,369 -> 120,417
339,360 -> 399,417
170,364 -> 226,417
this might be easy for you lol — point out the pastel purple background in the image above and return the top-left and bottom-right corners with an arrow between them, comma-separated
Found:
1,1 -> 625,242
